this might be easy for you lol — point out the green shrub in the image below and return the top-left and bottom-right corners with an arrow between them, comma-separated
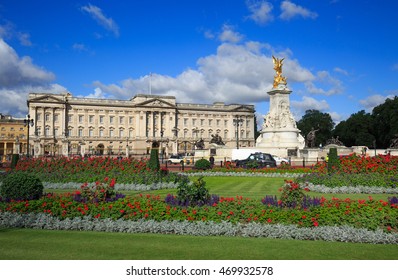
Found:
0,171 -> 43,200
147,148 -> 160,172
280,180 -> 306,208
10,154 -> 19,169
327,147 -> 340,174
194,159 -> 211,170
176,176 -> 210,206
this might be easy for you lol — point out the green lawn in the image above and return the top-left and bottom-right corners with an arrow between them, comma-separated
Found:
46,176 -> 394,201
0,228 -> 397,260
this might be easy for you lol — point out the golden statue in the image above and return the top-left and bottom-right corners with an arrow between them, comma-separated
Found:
272,55 -> 287,88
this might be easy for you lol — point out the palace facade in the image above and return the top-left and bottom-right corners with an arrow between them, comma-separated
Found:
27,92 -> 256,157
0,114 -> 28,161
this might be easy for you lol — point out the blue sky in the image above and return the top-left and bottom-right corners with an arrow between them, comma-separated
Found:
1,0 -> 397,126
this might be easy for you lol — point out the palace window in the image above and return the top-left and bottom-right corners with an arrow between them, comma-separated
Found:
78,115 -> 84,123
89,115 -> 94,123
99,116 -> 104,124
119,116 -> 124,124
109,116 -> 114,124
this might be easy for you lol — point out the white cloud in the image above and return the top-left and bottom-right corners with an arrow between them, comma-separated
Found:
359,94 -> 395,111
334,67 -> 349,76
89,40 -> 317,108
218,25 -> 244,43
0,39 -> 66,116
280,1 -> 318,20
291,96 -> 330,119
246,0 -> 274,25
0,38 -> 55,88
81,4 -> 119,37
304,71 -> 343,96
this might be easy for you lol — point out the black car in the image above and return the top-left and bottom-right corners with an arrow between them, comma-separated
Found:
235,152 -> 277,168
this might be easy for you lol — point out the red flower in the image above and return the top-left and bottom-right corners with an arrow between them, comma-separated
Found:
313,221 -> 319,227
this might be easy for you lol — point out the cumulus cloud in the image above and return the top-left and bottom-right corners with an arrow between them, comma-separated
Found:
0,39 -> 66,116
280,1 -> 318,20
290,96 -> 330,119
246,0 -> 274,25
88,40 -> 318,109
304,71 -> 343,96
218,25 -> 244,43
81,4 -> 119,37
0,38 -> 55,88
359,94 -> 395,112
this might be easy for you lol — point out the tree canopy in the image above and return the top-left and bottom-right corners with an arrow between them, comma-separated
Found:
297,109 -> 335,148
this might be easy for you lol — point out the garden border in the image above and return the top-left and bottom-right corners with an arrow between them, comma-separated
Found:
1,212 -> 397,244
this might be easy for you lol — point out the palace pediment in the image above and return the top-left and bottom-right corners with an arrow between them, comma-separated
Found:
230,105 -> 254,112
29,94 -> 65,104
135,98 -> 176,109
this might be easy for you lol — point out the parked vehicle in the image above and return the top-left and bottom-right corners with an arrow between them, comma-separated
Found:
167,154 -> 191,165
235,152 -> 276,168
272,155 -> 289,165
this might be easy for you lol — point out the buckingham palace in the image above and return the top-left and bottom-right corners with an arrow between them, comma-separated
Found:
27,92 -> 256,157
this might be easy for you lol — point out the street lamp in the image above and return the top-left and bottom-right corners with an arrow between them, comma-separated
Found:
233,116 -> 244,149
24,114 -> 34,157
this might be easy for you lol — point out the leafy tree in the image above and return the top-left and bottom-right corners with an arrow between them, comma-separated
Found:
333,110 -> 375,147
297,110 -> 334,147
372,96 -> 398,148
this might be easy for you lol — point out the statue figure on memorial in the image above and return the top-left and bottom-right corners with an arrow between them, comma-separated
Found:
390,134 -> 398,148
326,136 -> 344,146
306,127 -> 319,148
210,134 -> 225,146
272,56 -> 287,88
195,138 -> 205,150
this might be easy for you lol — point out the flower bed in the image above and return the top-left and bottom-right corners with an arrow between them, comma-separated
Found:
1,189 -> 397,233
1,212 -> 397,244
12,156 -> 183,185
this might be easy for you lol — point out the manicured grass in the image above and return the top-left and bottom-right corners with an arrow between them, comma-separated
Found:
0,228 -> 397,260
44,176 -> 394,201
